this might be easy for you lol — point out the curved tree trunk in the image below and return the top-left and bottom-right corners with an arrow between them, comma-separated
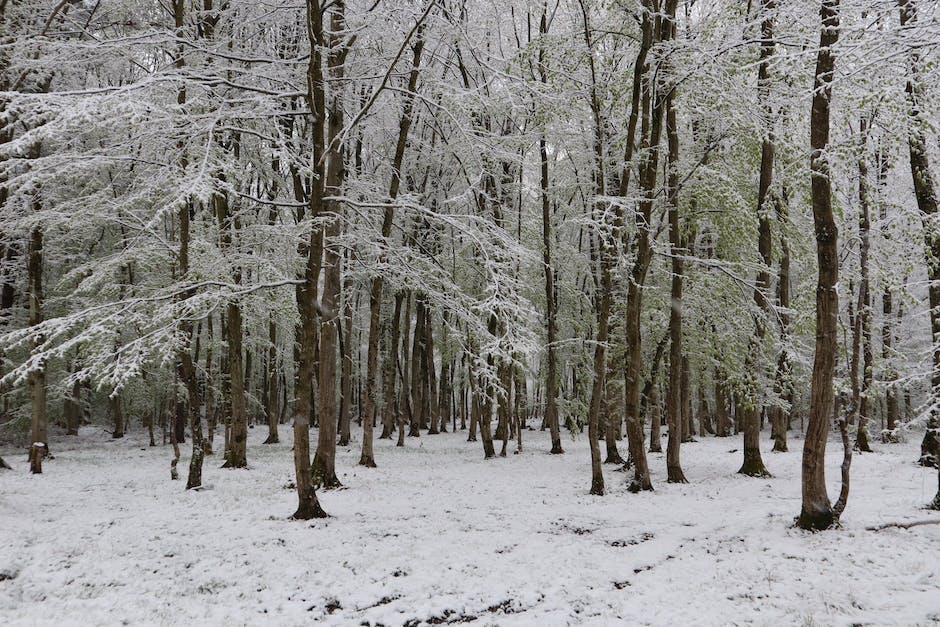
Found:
797,0 -> 842,530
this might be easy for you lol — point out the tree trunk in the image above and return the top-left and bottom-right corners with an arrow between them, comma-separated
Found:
425,307 -> 440,435
64,376 -> 81,436
263,316 -> 280,444
664,21 -> 687,483
291,0 -> 329,519
771,190 -> 792,452
644,336 -> 667,452
110,392 -> 125,439
740,0 -> 776,478
338,264 -> 353,447
539,7 -> 563,456
312,1 -> 348,489
797,0 -> 843,530
854,115 -> 874,452
898,0 -> 940,469
622,0 -> 664,494
222,299 -> 248,467
715,370 -> 731,437
361,29 -> 424,459
698,377 -> 714,435
27,225 -> 46,474
381,291 -> 404,441
408,297 -> 425,437
204,313 -> 216,454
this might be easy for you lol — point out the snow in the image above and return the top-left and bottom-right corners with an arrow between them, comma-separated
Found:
1,426 -> 938,625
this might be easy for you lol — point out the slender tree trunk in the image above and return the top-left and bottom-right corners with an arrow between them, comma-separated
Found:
538,7 -> 563,456
715,370 -> 732,437
291,0 -> 329,519
771,190 -> 792,452
497,361 -> 511,456
682,357 -> 695,438
898,0 -> 940,469
643,336 -> 667,452
264,317 -> 280,444
65,373 -> 81,436
664,7 -> 687,483
408,297 -> 425,437
698,373 -> 714,435
854,116 -> 874,452
338,265 -> 353,447
426,307 -> 440,435
398,292 -> 413,447
622,0 -> 663,494
797,0 -> 843,530
740,0 -> 777,478
381,291 -> 404,441
221,237 -> 248,468
110,392 -> 125,439
204,313 -> 216,454
579,0 -> 609,496
27,225 -> 46,474
604,364 -> 625,464
312,0 -> 349,489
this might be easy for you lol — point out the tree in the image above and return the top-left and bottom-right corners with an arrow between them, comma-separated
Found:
897,0 -> 939,471
797,0 -> 847,531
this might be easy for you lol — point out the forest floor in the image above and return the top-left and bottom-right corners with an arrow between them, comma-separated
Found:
1,424 -> 939,626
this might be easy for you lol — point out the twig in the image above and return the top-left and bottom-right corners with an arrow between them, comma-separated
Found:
866,519 -> 940,531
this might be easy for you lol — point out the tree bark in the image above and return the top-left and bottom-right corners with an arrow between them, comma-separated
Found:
644,336 -> 667,452
853,115 -> 874,452
664,0 -> 687,484
27,224 -> 46,474
740,0 -> 776,478
898,0 -> 940,469
540,5 -> 563,455
263,316 -> 279,444
797,0 -> 843,530
292,0 -> 329,519
361,31 -> 424,463
312,0 -> 349,489
622,0 -> 664,494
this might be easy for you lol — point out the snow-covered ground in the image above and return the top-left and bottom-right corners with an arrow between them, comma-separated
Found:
1,425 -> 938,626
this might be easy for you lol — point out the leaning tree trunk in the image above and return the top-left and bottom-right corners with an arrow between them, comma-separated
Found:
898,0 -> 940,470
797,0 -> 844,530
